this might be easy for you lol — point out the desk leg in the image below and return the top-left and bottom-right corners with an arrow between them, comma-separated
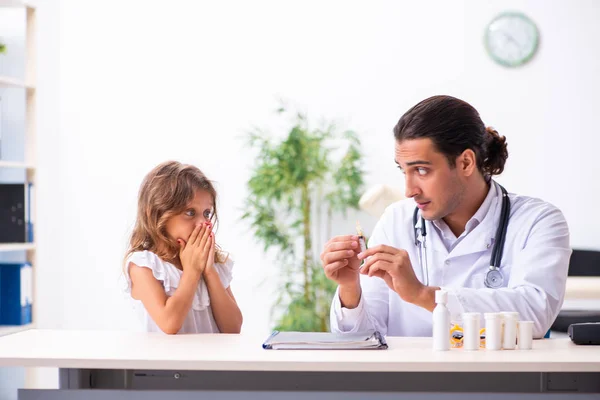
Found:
59,368 -> 91,389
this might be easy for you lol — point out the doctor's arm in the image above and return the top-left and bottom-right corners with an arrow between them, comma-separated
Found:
327,222 -> 392,335
330,273 -> 390,335
444,207 -> 571,338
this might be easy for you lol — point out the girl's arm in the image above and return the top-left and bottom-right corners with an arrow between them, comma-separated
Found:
130,264 -> 201,334
203,270 -> 243,333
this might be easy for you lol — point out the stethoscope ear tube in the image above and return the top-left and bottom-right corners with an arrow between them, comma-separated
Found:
491,186 -> 510,270
413,206 -> 427,245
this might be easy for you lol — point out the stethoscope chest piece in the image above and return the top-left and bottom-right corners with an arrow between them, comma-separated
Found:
484,268 -> 504,288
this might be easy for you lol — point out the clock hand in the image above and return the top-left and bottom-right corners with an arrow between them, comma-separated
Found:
501,31 -> 519,47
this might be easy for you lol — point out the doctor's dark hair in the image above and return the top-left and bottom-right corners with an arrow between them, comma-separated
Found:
124,161 -> 228,269
393,95 -> 508,176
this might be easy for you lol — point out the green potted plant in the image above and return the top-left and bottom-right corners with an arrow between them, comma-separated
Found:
0,41 -> 6,73
242,104 -> 365,332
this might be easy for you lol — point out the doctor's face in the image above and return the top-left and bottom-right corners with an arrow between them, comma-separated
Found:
395,138 -> 465,221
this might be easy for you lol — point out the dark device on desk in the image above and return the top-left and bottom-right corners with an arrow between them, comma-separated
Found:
568,322 -> 600,345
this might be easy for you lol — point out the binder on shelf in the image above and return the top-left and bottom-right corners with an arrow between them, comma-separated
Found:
26,182 -> 34,242
0,262 -> 33,325
262,330 -> 388,350
0,183 -> 27,243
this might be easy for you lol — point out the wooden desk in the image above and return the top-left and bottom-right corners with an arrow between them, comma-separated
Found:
1,329 -> 598,399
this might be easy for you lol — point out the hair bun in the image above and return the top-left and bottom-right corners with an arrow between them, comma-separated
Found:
484,127 -> 508,176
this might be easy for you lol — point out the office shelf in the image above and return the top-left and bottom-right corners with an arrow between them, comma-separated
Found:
0,243 -> 35,252
0,323 -> 34,337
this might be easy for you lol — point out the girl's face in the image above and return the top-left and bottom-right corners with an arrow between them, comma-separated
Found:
165,189 -> 214,243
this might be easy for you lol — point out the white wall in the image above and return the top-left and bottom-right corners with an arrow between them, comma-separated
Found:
51,0 -> 600,331
17,0 -> 600,390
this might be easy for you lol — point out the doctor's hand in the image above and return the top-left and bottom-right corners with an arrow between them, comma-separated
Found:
358,245 -> 436,310
320,235 -> 361,286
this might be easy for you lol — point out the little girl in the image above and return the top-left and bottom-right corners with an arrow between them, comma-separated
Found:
124,161 -> 243,334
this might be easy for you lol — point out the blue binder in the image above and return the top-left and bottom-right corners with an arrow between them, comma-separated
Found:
0,262 -> 33,325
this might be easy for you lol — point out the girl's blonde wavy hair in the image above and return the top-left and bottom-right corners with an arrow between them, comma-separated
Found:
125,161 -> 228,268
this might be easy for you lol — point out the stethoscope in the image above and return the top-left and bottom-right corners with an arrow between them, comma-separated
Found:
412,185 -> 511,289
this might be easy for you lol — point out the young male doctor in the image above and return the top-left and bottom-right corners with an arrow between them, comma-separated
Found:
321,95 -> 571,338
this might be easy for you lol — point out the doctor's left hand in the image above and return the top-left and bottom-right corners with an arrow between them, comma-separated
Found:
357,245 -> 429,306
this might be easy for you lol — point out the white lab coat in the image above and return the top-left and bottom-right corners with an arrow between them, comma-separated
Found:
330,181 -> 571,338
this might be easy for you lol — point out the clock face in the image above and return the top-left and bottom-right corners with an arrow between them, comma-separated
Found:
485,12 -> 539,67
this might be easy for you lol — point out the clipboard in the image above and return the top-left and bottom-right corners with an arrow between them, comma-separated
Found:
262,330 -> 388,350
